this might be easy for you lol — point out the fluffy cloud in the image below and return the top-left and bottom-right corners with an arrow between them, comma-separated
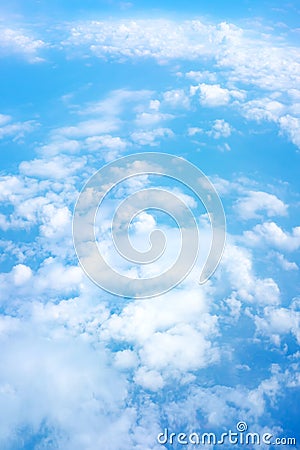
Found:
219,243 -> 280,305
131,128 -> 174,146
19,155 -> 86,179
39,139 -> 81,157
274,252 -> 298,271
58,18 -> 300,152
0,323 -> 136,450
63,19 -> 216,60
0,25 -> 45,62
135,111 -> 173,127
255,301 -> 300,345
192,83 -> 231,107
234,191 -> 288,220
101,286 -> 219,386
244,222 -> 300,251
62,19 -> 300,98
55,119 -> 120,139
190,83 -> 245,107
185,70 -> 217,83
278,115 -> 300,148
188,120 -> 232,139
208,119 -> 232,138
242,98 -> 286,122
162,89 -> 190,109
12,264 -> 32,286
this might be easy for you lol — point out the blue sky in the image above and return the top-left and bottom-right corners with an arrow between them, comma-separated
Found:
0,1 -> 300,449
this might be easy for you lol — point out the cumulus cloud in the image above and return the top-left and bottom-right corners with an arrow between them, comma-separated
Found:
219,243 -> 280,305
208,119 -> 232,138
100,286 -> 219,386
0,25 -> 45,62
39,139 -> 81,157
185,70 -> 217,83
196,83 -> 231,107
242,98 -> 286,122
57,17 -> 300,152
244,222 -> 300,251
0,323 -> 135,450
190,83 -> 245,107
255,301 -> 300,345
85,135 -> 129,161
234,191 -> 288,220
62,18 -> 300,97
162,89 -> 190,109
63,19 -> 217,60
12,263 -> 32,286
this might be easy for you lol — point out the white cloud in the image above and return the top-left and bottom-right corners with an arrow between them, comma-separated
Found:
255,302 -> 300,345
0,114 -> 11,126
188,120 -> 232,139
85,134 -> 129,161
115,349 -> 138,370
100,286 -> 219,385
149,99 -> 160,111
56,119 -> 119,139
244,222 -> 300,251
12,264 -> 32,286
242,98 -> 286,122
190,83 -> 245,107
0,258 -> 83,302
208,119 -> 232,138
0,326 -> 136,450
0,114 -> 36,141
19,155 -> 86,179
162,89 -> 190,109
62,19 -> 300,99
219,243 -> 280,305
274,252 -> 298,271
183,365 -> 291,430
131,128 -> 174,146
39,139 -> 81,156
0,175 -> 23,202
217,142 -> 231,151
278,115 -> 300,148
185,70 -> 217,83
187,126 -> 202,136
82,89 -> 153,117
0,25 -> 45,62
215,25 -> 300,92
139,323 -> 218,373
39,204 -> 71,238
234,191 -> 288,220
135,112 -> 173,127
63,19 -> 216,61
195,83 -> 231,107
134,367 -> 165,391
59,18 -> 300,152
